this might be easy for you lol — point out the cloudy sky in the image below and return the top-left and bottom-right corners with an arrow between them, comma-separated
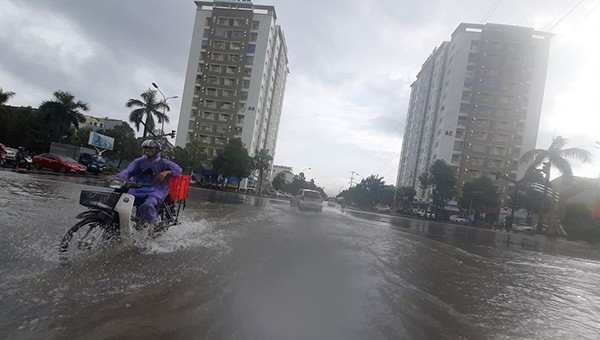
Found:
2,0 -> 600,194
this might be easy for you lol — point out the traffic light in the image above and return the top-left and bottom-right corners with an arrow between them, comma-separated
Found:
541,162 -> 550,175
169,130 -> 176,138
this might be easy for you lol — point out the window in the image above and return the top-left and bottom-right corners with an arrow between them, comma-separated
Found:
252,20 -> 260,30
214,28 -> 226,37
246,56 -> 254,65
468,52 -> 479,63
460,103 -> 470,113
472,144 -> 487,153
229,42 -> 241,51
203,29 -> 210,38
230,30 -> 244,38
464,77 -> 474,88
247,44 -> 256,53
453,141 -> 464,152
250,33 -> 258,42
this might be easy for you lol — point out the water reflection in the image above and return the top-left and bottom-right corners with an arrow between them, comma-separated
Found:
342,210 -> 600,262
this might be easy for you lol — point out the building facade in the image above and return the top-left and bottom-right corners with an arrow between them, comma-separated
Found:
271,164 -> 293,182
396,23 -> 552,199
176,0 -> 289,163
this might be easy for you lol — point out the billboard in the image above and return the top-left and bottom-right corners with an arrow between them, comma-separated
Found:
88,131 -> 115,150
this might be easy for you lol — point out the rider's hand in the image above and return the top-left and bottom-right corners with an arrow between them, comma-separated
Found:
156,170 -> 172,182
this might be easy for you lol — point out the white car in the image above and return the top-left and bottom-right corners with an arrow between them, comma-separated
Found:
449,215 -> 468,224
375,204 -> 391,213
512,224 -> 536,235
290,189 -> 323,213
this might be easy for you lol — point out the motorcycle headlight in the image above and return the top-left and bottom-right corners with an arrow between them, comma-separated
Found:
108,179 -> 125,189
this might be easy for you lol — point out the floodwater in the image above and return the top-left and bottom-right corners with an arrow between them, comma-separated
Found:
1,170 -> 600,339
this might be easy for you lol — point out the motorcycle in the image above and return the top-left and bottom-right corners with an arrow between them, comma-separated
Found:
59,177 -> 189,258
15,156 -> 32,170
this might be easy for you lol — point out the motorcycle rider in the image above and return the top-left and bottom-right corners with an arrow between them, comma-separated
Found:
115,140 -> 182,236
14,146 -> 26,169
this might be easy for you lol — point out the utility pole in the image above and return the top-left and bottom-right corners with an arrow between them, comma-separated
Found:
349,171 -> 360,187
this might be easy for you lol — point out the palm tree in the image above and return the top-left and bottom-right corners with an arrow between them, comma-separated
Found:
520,135 -> 592,231
0,88 -> 15,105
126,89 -> 169,138
39,90 -> 90,142
251,148 -> 273,195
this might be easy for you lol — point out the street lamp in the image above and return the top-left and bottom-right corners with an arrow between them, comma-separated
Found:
152,82 -> 179,135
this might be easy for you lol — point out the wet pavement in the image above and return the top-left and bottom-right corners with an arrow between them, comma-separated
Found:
1,170 -> 600,339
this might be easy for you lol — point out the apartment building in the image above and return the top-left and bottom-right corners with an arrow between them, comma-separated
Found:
396,23 -> 552,198
176,0 -> 289,163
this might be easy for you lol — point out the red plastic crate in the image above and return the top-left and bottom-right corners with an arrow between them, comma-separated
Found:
168,175 -> 191,201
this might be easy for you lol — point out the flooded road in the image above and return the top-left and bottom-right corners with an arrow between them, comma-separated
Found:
1,170 -> 600,339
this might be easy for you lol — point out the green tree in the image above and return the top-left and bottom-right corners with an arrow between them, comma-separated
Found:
341,175 -> 389,209
272,171 -> 287,191
563,202 -> 600,242
396,186 -> 416,209
39,90 -> 90,142
211,138 -> 251,187
125,89 -> 169,138
520,136 -> 592,230
250,148 -> 273,195
428,160 -> 456,214
0,88 -> 15,105
169,140 -> 207,173
459,176 -> 500,224
69,127 -> 94,147
98,124 -> 139,167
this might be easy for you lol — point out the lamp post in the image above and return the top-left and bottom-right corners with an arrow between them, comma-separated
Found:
151,82 -> 178,135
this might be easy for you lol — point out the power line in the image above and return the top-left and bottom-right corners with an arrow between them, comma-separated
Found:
549,0 -> 600,57
543,0 -> 584,31
480,0 -> 504,23
547,0 -> 587,32
517,0 -> 545,25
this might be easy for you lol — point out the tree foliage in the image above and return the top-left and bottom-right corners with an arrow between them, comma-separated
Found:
168,140 -> 207,174
98,124 -> 139,167
39,90 -> 89,142
396,186 -> 416,209
272,172 -> 287,191
338,175 -> 394,209
420,160 -> 456,213
459,176 -> 500,222
126,89 -> 169,138
250,148 -> 273,195
520,136 -> 592,179
563,203 -> 600,242
281,172 -> 326,198
211,138 -> 251,181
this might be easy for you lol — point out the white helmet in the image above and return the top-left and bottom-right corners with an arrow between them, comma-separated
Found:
141,139 -> 160,150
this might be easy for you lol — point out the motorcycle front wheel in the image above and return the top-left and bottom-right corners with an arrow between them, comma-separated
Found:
59,218 -> 117,257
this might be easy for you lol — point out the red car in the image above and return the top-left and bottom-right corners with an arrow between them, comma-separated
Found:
32,153 -> 87,174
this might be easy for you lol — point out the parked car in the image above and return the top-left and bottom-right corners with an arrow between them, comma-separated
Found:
290,189 -> 323,213
32,153 -> 87,174
417,209 -> 435,219
512,224 -> 536,235
78,153 -> 107,174
375,204 -> 391,213
449,215 -> 469,224
4,147 -> 17,165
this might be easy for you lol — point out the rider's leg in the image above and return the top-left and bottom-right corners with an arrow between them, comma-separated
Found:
138,195 -> 160,224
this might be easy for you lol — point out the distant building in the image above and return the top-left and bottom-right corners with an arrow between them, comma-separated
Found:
271,164 -> 293,182
396,23 -> 553,199
82,115 -> 129,131
176,0 -> 289,164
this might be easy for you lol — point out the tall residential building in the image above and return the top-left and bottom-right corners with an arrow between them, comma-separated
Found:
396,23 -> 552,199
176,0 -> 289,163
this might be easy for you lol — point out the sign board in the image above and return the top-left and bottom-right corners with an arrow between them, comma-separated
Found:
88,131 -> 115,151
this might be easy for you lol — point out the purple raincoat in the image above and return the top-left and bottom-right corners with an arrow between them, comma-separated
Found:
116,153 -> 182,223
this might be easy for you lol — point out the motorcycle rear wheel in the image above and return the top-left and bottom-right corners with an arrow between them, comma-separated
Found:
59,218 -> 116,257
